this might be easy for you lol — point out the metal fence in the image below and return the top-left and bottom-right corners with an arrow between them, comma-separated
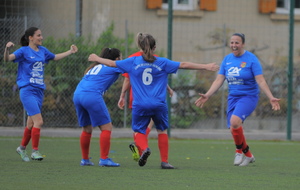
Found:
0,0 -> 300,134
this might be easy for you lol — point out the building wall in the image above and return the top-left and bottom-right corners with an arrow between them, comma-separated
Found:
6,0 -> 295,65
78,0 -> 298,64
1,0 -> 299,130
1,0 -> 299,63
35,0 -> 76,39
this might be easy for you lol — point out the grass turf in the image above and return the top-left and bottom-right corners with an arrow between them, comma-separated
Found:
0,137 -> 299,190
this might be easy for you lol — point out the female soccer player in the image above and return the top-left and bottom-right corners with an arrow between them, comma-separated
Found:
4,27 -> 78,162
195,33 -> 280,166
118,50 -> 173,162
88,33 -> 219,169
73,48 -> 121,167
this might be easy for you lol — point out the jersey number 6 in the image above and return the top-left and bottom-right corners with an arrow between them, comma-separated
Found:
142,68 -> 153,85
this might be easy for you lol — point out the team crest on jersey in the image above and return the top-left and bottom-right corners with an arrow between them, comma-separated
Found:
240,62 -> 246,68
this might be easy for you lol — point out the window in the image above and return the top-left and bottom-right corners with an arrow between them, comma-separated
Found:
276,0 -> 300,14
162,0 -> 194,10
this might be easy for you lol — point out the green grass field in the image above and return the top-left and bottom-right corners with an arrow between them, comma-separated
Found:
0,137 -> 299,190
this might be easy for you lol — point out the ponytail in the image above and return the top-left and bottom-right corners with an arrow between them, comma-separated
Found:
20,27 -> 39,46
20,34 -> 29,46
137,33 -> 156,63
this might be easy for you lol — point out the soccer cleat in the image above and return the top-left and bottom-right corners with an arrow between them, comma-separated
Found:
239,156 -> 255,166
80,159 -> 94,166
138,148 -> 151,167
129,143 -> 139,162
233,153 -> 244,166
31,151 -> 44,161
161,162 -> 175,169
99,158 -> 120,167
16,147 -> 30,162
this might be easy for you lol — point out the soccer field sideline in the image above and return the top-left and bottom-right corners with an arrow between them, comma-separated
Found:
1,127 -> 300,141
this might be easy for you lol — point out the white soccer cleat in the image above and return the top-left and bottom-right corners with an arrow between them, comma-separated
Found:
31,151 -> 44,161
233,153 -> 244,166
16,147 -> 30,162
239,156 -> 255,166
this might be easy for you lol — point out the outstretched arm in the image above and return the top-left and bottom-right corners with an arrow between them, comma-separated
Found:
3,42 -> 16,62
179,62 -> 219,71
88,53 -> 117,67
54,44 -> 78,61
195,74 -> 225,108
255,75 -> 280,111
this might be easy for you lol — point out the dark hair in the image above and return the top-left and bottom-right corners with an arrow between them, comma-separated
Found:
20,27 -> 39,46
232,33 -> 245,44
84,48 -> 121,75
137,33 -> 156,63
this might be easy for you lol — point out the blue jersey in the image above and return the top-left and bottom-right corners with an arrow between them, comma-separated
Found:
73,64 -> 123,127
219,51 -> 263,96
13,46 -> 55,89
74,64 -> 123,95
116,56 -> 180,115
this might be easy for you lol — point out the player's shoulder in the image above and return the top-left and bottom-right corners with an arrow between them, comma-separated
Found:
244,51 -> 259,62
155,57 -> 171,64
17,46 -> 29,51
241,51 -> 256,60
15,46 -> 31,54
155,56 -> 166,60
245,50 -> 255,56
38,45 -> 49,51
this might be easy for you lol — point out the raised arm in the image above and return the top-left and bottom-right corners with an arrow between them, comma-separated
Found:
255,74 -> 280,111
3,42 -> 16,62
54,44 -> 78,61
179,62 -> 219,71
88,53 -> 117,67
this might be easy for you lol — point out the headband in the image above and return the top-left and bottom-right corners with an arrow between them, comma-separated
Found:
232,33 -> 245,43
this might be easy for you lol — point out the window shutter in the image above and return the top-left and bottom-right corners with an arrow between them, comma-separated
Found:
199,0 -> 217,11
146,0 -> 162,9
259,0 -> 276,13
